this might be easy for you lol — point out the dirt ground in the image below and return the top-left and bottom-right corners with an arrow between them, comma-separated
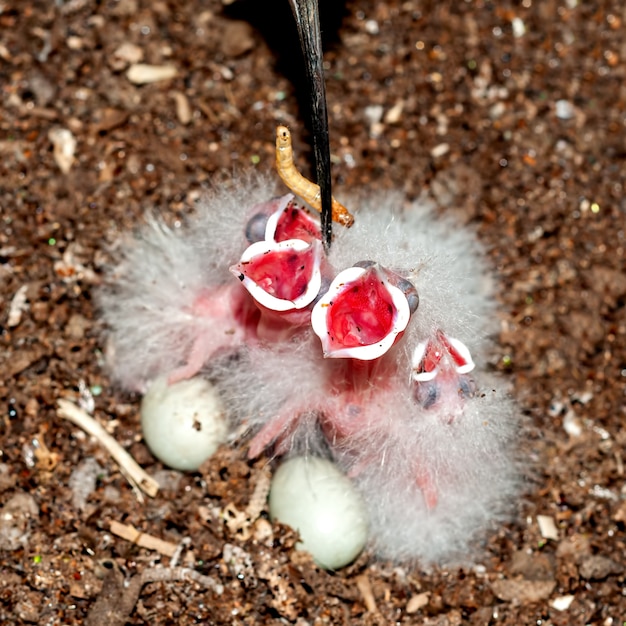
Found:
1,0 -> 626,623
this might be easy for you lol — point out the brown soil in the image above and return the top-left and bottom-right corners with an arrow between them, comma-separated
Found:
1,0 -> 625,623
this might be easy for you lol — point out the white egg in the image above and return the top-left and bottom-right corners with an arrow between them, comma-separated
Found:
269,456 -> 369,569
140,376 -> 228,471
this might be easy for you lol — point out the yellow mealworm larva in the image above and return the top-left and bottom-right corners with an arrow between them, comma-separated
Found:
275,126 -> 354,228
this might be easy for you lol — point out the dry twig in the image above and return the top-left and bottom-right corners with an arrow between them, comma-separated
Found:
109,520 -> 179,558
56,399 -> 159,498
86,559 -> 223,626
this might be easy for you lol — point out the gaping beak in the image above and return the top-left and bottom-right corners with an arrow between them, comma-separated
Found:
231,239 -> 323,312
411,330 -> 476,383
287,0 -> 333,251
311,264 -> 414,360
264,195 -> 322,244
411,331 -> 477,410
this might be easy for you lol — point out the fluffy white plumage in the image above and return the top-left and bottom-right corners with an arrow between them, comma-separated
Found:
99,174 -> 276,392
99,172 -> 520,565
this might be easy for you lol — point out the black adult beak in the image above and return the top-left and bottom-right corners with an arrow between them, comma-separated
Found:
287,0 -> 333,251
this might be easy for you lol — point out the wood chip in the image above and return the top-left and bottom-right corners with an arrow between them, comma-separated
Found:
537,514 -> 559,540
172,91 -> 192,125
109,520 -> 179,558
126,64 -> 177,85
384,99 -> 404,124
48,127 -> 76,174
7,284 -> 28,327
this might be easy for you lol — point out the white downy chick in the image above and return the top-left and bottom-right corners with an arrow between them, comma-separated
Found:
99,168 -> 519,565
225,188 -> 520,565
98,174 -> 282,392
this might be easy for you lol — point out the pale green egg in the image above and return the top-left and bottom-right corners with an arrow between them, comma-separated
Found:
141,377 -> 228,471
269,457 -> 369,569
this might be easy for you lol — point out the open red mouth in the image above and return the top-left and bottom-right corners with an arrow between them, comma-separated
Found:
311,264 -> 412,360
412,330 -> 475,382
231,239 -> 322,312
265,197 -> 322,244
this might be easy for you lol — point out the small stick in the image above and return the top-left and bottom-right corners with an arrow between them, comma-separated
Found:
275,126 -> 354,228
169,537 -> 192,568
56,399 -> 159,498
86,560 -> 223,626
141,565 -> 223,595
109,520 -> 179,557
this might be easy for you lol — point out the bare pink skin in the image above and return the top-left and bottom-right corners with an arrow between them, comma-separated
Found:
167,284 -> 260,385
165,280 -> 317,385
247,343 -> 478,510
246,353 -> 443,509
254,305 -> 313,343
165,198 -> 325,385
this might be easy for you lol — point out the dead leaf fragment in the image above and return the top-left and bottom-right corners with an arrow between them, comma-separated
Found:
578,555 -> 623,581
406,592 -> 430,614
220,20 -> 255,58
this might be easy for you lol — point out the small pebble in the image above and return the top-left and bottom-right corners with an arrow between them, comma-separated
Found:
0,493 -> 39,551
113,42 -> 143,64
430,143 -> 450,158
364,19 -> 379,35
511,17 -> 526,38
555,99 -> 575,120
563,410 -> 582,436
550,595 -> 575,611
172,91 -> 192,125
364,104 -> 384,125
220,20 -> 255,58
578,554 -> 623,581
